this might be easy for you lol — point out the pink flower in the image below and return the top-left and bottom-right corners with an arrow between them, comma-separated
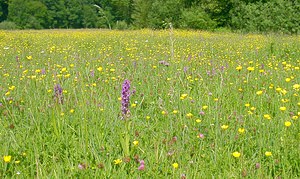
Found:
198,133 -> 204,139
78,163 -> 86,170
139,160 -> 145,165
138,164 -> 145,170
138,160 -> 145,171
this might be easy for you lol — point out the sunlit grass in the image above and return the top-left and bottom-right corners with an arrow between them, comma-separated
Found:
0,29 -> 299,178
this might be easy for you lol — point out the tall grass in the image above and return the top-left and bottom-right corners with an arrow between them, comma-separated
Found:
0,29 -> 299,178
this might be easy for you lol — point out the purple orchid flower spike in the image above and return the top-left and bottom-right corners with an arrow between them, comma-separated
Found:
54,84 -> 63,104
121,79 -> 131,118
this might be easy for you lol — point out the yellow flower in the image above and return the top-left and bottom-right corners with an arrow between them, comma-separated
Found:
202,106 -> 208,110
3,155 -> 12,163
232,152 -> 241,158
114,159 -> 122,165
284,121 -> 291,127
247,66 -> 254,71
63,73 -> 70,78
292,116 -> 298,120
281,89 -> 287,95
161,111 -> 167,115
279,106 -> 286,111
269,83 -> 274,89
196,119 -> 202,123
256,90 -> 263,95
131,103 -> 137,107
285,78 -> 291,82
245,103 -> 250,107
172,162 -> 179,169
238,128 -> 245,134
3,73 -> 9,77
61,67 -> 67,72
69,109 -> 75,113
264,114 -> 271,120
172,110 -> 178,114
265,151 -> 272,157
180,94 -> 188,100
186,113 -> 193,118
97,67 -> 103,72
281,99 -> 289,103
221,125 -> 229,130
276,87 -> 282,92
26,55 -> 32,60
236,65 -> 242,71
133,140 -> 139,146
293,84 -> 300,90
8,86 -> 15,91
146,116 -> 151,120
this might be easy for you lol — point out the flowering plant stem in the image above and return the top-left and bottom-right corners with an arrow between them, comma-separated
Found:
120,120 -> 131,157
51,109 -> 59,137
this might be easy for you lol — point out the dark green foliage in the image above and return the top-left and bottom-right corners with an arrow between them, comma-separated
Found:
0,0 -> 8,22
0,0 -> 299,33
180,6 -> 217,30
230,0 -> 300,34
8,0 -> 48,29
149,0 -> 182,28
131,0 -> 152,28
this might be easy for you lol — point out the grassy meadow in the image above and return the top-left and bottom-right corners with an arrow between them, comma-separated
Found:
0,29 -> 299,178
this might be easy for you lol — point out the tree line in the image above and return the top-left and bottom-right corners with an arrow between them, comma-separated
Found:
0,0 -> 299,34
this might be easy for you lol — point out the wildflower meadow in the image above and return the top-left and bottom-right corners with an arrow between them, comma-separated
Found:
0,29 -> 299,178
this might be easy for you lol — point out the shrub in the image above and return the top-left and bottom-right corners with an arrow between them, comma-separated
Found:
114,21 -> 128,30
180,7 -> 217,30
230,0 -> 300,34
0,21 -> 19,30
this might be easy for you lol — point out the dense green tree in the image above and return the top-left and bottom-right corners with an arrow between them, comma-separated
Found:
111,0 -> 133,24
131,0 -> 152,28
148,0 -> 182,28
0,0 -> 8,22
82,4 -> 99,28
180,6 -> 216,30
230,0 -> 300,34
93,2 -> 114,29
8,0 -> 48,29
